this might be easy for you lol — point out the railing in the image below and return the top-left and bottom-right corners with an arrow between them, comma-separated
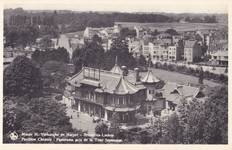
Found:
105,103 -> 139,108
71,93 -> 105,107
71,92 -> 140,109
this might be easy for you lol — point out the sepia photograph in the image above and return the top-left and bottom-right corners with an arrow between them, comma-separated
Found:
2,0 -> 229,145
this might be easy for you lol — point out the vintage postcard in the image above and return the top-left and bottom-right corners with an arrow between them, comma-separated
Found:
1,0 -> 231,149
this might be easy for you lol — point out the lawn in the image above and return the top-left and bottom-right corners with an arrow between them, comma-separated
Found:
115,22 -> 226,32
150,68 -> 221,87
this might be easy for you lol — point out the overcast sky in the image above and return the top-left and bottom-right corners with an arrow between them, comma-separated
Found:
4,0 -> 228,14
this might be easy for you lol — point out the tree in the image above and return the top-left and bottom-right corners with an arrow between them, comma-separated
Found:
39,36 -> 52,50
72,37 -> 105,73
41,60 -> 70,89
3,96 -> 73,143
4,25 -> 39,48
103,37 -> 136,70
92,34 -> 102,44
31,47 -> 70,65
203,86 -> 228,144
177,98 -> 205,144
165,28 -> 178,36
110,111 -> 120,136
120,27 -> 136,38
151,29 -> 160,36
4,56 -> 43,97
95,122 -> 108,137
137,55 -> 147,67
198,67 -> 204,84
164,113 -> 183,144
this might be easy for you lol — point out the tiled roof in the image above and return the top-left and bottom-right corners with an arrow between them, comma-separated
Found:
110,65 -> 123,74
141,70 -> 160,83
110,56 -> 123,74
68,67 -> 146,95
162,82 -> 200,104
113,76 -> 139,94
153,39 -> 172,46
211,50 -> 228,57
184,40 -> 196,48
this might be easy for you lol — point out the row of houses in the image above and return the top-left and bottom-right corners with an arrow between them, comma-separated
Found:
128,27 -> 228,65
129,37 -> 202,63
33,24 -> 228,66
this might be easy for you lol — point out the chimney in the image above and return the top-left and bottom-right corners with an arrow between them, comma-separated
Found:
134,68 -> 140,82
121,66 -> 128,76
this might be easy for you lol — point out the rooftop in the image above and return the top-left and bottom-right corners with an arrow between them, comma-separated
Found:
68,67 -> 146,95
211,50 -> 228,57
162,82 -> 200,105
184,40 -> 197,48
141,70 -> 160,83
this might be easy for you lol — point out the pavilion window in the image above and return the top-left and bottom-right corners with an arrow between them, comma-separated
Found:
119,97 -> 123,105
122,114 -> 125,121
122,97 -> 125,105
112,96 -> 115,104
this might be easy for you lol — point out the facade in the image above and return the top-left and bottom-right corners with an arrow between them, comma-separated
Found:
149,42 -> 170,62
140,69 -> 165,116
184,40 -> 202,62
64,66 -> 146,123
161,82 -> 204,116
210,50 -> 228,66
142,40 -> 150,59
83,27 -> 118,52
168,44 -> 183,61
128,39 -> 141,53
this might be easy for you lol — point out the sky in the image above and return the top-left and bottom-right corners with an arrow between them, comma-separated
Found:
3,0 -> 229,14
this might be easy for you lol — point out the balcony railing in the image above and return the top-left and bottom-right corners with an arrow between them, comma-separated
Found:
70,92 -> 140,109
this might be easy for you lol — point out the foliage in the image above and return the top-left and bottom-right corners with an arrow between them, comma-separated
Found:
120,27 -> 136,38
72,36 -> 138,73
32,47 -> 70,65
127,86 -> 228,144
203,86 -> 228,144
41,60 -> 71,89
151,29 -> 160,36
185,16 -> 217,23
165,29 -> 178,36
103,37 -> 137,70
110,111 -> 121,136
177,98 -> 205,144
95,122 -> 108,136
4,25 -> 39,48
155,62 -> 227,84
4,56 -> 43,97
72,36 -> 105,73
136,55 -> 147,67
39,35 -> 53,50
198,67 -> 204,84
162,113 -> 183,144
5,8 -> 178,29
3,96 -> 73,143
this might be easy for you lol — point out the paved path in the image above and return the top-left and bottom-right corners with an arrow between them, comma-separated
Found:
66,107 -> 98,134
151,68 -> 221,87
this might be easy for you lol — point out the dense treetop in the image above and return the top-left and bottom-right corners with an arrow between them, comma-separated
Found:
4,56 -> 43,97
